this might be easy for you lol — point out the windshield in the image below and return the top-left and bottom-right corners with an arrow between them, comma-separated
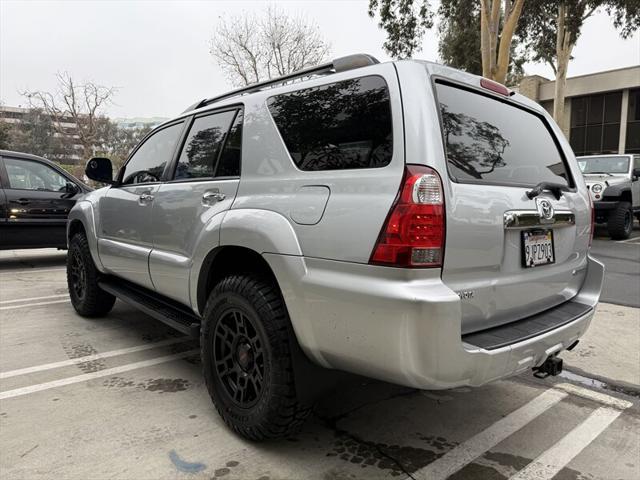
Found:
577,156 -> 630,174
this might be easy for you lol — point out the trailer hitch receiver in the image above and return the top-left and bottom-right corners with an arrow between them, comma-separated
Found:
533,356 -> 563,379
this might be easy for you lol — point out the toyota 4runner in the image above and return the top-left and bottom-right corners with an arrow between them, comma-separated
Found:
67,54 -> 604,440
577,154 -> 640,239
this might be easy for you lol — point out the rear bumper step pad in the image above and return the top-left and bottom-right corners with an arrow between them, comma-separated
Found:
462,301 -> 593,350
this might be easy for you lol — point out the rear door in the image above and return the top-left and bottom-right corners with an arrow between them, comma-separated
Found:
149,108 -> 242,305
434,81 -> 591,334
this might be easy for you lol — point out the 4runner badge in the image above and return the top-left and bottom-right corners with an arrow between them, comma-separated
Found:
457,290 -> 475,300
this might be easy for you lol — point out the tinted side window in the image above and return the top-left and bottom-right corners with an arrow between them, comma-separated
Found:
121,122 -> 184,185
175,111 -> 236,180
436,82 -> 571,187
216,109 -> 243,177
267,76 -> 393,171
5,158 -> 68,191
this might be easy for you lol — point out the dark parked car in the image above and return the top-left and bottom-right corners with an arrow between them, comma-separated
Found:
0,150 -> 91,250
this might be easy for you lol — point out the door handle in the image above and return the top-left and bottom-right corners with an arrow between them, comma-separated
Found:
202,191 -> 226,206
138,192 -> 154,205
15,199 -> 30,205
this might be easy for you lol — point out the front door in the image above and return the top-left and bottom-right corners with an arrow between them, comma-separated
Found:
98,121 -> 185,288
149,108 -> 243,305
0,156 -> 81,248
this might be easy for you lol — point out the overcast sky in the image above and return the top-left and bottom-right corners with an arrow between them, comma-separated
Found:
1,0 -> 639,119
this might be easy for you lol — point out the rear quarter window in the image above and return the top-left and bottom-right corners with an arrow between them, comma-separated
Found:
435,82 -> 572,188
267,75 -> 393,171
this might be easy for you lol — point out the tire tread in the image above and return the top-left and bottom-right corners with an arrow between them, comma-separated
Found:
200,274 -> 310,441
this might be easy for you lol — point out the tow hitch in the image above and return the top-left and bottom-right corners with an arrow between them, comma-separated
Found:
533,356 -> 563,379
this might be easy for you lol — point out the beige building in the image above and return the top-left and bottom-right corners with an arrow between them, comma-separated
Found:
0,105 -> 84,162
517,65 -> 640,156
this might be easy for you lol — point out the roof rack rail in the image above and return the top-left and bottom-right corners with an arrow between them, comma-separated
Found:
183,53 -> 379,113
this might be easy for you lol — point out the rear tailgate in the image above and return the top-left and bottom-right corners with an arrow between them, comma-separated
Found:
433,81 -> 591,334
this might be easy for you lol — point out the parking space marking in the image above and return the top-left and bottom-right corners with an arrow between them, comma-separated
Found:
509,407 -> 624,480
554,382 -> 633,410
0,299 -> 69,311
0,294 -> 68,305
616,235 -> 640,244
0,267 -> 66,275
0,349 -> 199,400
412,389 -> 568,480
0,337 -> 190,379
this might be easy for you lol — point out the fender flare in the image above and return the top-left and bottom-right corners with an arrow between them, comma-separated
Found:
602,184 -> 631,200
220,208 -> 303,255
67,200 -> 104,271
189,208 -> 303,312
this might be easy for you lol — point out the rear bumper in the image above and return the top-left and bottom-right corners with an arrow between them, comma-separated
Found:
265,254 -> 604,390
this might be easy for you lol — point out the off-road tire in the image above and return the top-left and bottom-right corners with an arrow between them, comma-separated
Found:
201,274 -> 311,440
607,201 -> 633,240
67,232 -> 115,317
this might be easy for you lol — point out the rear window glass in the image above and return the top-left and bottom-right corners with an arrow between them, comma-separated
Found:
436,82 -> 571,187
267,76 -> 393,171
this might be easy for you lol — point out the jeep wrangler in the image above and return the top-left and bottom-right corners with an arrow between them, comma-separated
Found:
577,154 -> 640,240
66,54 -> 604,440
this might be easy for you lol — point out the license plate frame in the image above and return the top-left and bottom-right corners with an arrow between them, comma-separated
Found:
522,229 -> 555,268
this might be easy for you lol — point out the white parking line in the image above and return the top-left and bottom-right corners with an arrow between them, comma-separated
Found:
509,407 -> 624,480
616,236 -> 640,244
0,267 -> 66,275
0,294 -> 69,305
412,389 -> 568,480
0,337 -> 189,379
0,349 -> 199,400
555,382 -> 633,410
0,299 -> 70,311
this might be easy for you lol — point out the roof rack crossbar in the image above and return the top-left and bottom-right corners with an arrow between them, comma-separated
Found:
184,53 -> 379,113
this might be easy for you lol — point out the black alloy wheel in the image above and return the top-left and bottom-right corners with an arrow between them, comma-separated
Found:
66,232 -> 115,317
69,248 -> 87,301
213,308 -> 266,408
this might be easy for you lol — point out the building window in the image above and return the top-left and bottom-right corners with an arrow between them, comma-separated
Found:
626,88 -> 640,154
570,91 -> 622,155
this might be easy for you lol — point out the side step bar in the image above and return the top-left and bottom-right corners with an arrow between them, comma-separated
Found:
98,277 -> 201,338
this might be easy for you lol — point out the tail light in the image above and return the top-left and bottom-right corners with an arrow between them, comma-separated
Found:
370,165 -> 445,268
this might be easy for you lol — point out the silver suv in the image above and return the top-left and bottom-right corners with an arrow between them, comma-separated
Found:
67,54 -> 604,440
577,154 -> 640,239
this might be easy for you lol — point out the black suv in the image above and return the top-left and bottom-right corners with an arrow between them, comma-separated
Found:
0,150 -> 90,250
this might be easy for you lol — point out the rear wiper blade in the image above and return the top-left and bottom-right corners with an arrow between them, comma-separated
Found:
525,182 -> 570,200
587,171 -> 613,176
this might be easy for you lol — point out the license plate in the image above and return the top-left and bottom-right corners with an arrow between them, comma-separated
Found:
522,229 -> 555,268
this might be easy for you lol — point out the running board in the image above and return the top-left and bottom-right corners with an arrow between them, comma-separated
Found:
98,277 -> 200,338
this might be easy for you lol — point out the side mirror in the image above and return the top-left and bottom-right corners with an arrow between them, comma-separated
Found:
632,167 -> 640,180
63,182 -> 80,197
86,157 -> 115,185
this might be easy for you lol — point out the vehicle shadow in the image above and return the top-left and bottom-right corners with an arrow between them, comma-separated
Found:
0,249 -> 68,271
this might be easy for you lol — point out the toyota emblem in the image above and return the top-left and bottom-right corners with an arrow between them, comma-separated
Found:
536,198 -> 554,220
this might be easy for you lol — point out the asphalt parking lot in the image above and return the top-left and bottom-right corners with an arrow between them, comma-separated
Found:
1,243 -> 639,480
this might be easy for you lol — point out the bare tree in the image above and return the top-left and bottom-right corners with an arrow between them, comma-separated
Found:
21,73 -> 117,159
210,6 -> 331,87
